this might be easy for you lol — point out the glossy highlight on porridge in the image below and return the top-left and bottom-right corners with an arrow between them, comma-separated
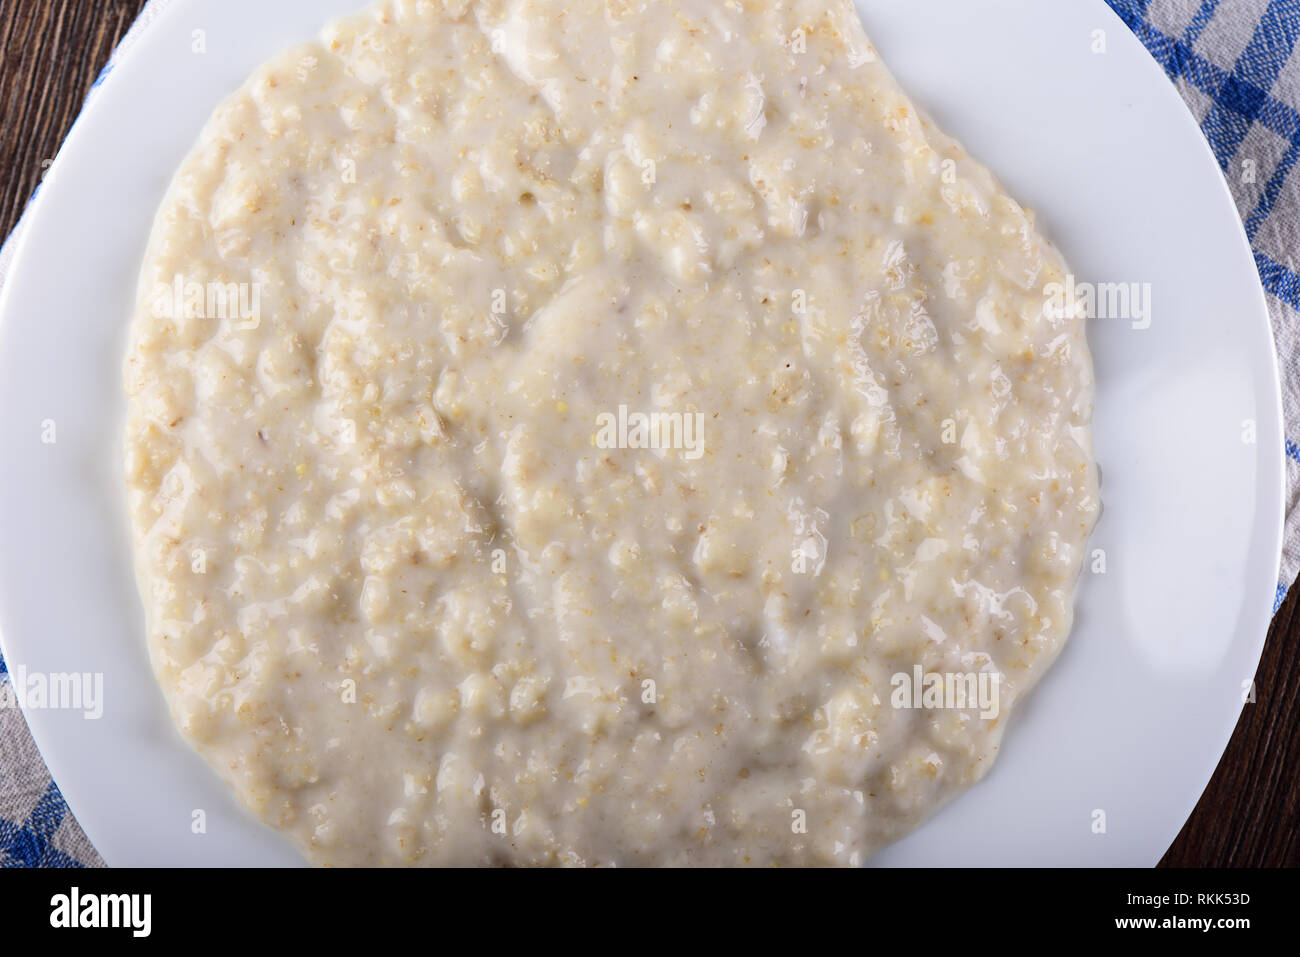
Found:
123,0 -> 1100,866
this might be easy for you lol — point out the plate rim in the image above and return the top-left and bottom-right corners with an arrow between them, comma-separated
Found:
0,0 -> 1285,866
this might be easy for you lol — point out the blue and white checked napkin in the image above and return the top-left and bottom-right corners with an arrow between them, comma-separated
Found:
1,0 -> 1298,867
1105,0 -> 1300,612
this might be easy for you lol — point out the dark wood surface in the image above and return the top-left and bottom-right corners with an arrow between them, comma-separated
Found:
1,0 -> 1296,867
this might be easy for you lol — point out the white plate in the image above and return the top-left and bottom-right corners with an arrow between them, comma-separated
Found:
0,0 -> 1282,867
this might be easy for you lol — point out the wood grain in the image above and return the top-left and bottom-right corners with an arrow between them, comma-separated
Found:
0,0 -> 146,237
1,0 -> 1296,867
1159,579 -> 1300,866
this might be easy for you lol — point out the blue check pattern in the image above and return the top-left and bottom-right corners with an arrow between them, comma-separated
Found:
1107,0 -> 1300,308
0,656 -> 96,867
0,783 -> 87,869
1,0 -> 1298,868
1103,0 -> 1300,612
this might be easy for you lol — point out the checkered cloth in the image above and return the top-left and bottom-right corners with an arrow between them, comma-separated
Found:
2,0 -> 1298,868
1105,0 -> 1300,613
0,2 -> 165,870
0,657 -> 100,866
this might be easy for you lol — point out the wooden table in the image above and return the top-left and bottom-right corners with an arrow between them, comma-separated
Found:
2,0 -> 1296,866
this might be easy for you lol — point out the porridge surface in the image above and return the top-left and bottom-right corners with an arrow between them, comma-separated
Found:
124,0 -> 1099,866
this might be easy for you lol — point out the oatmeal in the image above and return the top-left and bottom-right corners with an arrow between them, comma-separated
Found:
123,0 -> 1099,866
